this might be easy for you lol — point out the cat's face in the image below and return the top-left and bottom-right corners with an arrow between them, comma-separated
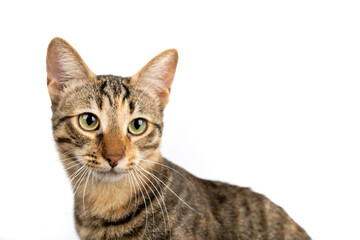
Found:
47,38 -> 178,182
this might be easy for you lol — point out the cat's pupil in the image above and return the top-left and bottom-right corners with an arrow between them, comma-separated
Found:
134,119 -> 142,129
85,114 -> 95,125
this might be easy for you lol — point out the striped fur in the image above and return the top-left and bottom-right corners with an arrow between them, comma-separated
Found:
47,38 -> 310,240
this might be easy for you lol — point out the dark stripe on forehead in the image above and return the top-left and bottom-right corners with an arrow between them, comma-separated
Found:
110,79 -> 123,109
103,91 -> 114,107
100,80 -> 107,92
97,81 -> 107,109
97,97 -> 103,110
112,78 -> 122,96
129,101 -> 135,114
121,82 -> 130,102
99,79 -> 114,107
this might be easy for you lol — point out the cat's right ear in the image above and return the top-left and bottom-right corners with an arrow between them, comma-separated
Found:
46,37 -> 96,103
130,49 -> 178,109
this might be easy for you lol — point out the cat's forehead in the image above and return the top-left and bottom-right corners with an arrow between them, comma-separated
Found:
55,75 -> 162,125
96,75 -> 130,96
95,75 -> 161,116
96,75 -> 131,109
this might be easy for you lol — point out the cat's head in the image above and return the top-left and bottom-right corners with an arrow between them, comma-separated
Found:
47,38 -> 178,182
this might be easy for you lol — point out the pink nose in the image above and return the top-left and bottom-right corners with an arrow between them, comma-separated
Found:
105,154 -> 124,168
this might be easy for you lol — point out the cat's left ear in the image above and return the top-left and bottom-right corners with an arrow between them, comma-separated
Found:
130,49 -> 178,108
46,37 -> 96,103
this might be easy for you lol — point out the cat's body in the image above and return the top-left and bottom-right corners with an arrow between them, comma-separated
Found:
74,157 -> 308,240
47,38 -> 310,240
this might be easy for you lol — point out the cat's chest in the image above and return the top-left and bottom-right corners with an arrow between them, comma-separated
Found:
76,183 -> 132,219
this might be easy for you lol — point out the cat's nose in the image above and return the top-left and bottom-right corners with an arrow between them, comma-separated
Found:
105,154 -> 124,168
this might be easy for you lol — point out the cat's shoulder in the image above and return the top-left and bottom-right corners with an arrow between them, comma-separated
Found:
165,159 -> 265,202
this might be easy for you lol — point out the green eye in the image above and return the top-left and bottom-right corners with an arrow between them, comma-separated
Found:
128,118 -> 147,135
78,113 -> 100,131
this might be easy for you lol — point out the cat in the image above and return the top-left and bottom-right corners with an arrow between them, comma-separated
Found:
46,37 -> 311,240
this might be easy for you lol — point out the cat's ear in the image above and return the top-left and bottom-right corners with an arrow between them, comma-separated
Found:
131,49 -> 178,108
46,37 -> 96,103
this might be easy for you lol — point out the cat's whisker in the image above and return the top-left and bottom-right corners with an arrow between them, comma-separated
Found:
61,160 -> 78,167
58,155 -> 73,162
124,172 -> 128,185
60,156 -> 86,167
129,171 -> 139,221
59,150 -> 74,158
134,168 -> 155,235
138,158 -> 195,187
62,159 -> 81,166
59,151 -> 85,162
130,170 -> 138,212
91,168 -> 95,187
73,167 -> 89,196
60,152 -> 92,164
68,165 -> 86,183
134,168 -> 163,236
60,156 -> 79,164
139,164 -> 171,185
130,171 -> 149,239
59,150 -> 76,156
125,172 -> 133,212
82,168 -> 92,219
136,164 -> 200,215
63,162 -> 84,171
134,164 -> 170,237
73,167 -> 88,192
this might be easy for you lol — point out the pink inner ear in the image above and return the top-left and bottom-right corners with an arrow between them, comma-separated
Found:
47,47 -> 75,84
46,38 -> 96,102
161,60 -> 177,88
47,64 -> 60,85
131,49 -> 178,108
47,77 -> 61,100
47,49 -> 63,99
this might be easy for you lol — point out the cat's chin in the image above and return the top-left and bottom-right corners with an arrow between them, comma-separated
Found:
94,169 -> 126,183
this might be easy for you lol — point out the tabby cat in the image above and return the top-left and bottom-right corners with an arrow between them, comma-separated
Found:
46,37 -> 310,240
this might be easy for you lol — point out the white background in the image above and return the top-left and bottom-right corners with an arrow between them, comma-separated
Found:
0,1 -> 359,239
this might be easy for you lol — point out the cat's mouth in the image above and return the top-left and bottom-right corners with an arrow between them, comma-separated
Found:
94,168 -> 130,182
105,168 -> 119,175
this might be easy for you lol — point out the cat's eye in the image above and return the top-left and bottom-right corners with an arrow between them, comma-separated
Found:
78,113 -> 100,131
128,118 -> 147,135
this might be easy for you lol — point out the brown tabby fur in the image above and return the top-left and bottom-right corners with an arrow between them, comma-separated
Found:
47,37 -> 311,240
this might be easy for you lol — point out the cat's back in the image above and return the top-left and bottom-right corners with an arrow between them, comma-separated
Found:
163,160 -> 310,239
194,177 -> 311,240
